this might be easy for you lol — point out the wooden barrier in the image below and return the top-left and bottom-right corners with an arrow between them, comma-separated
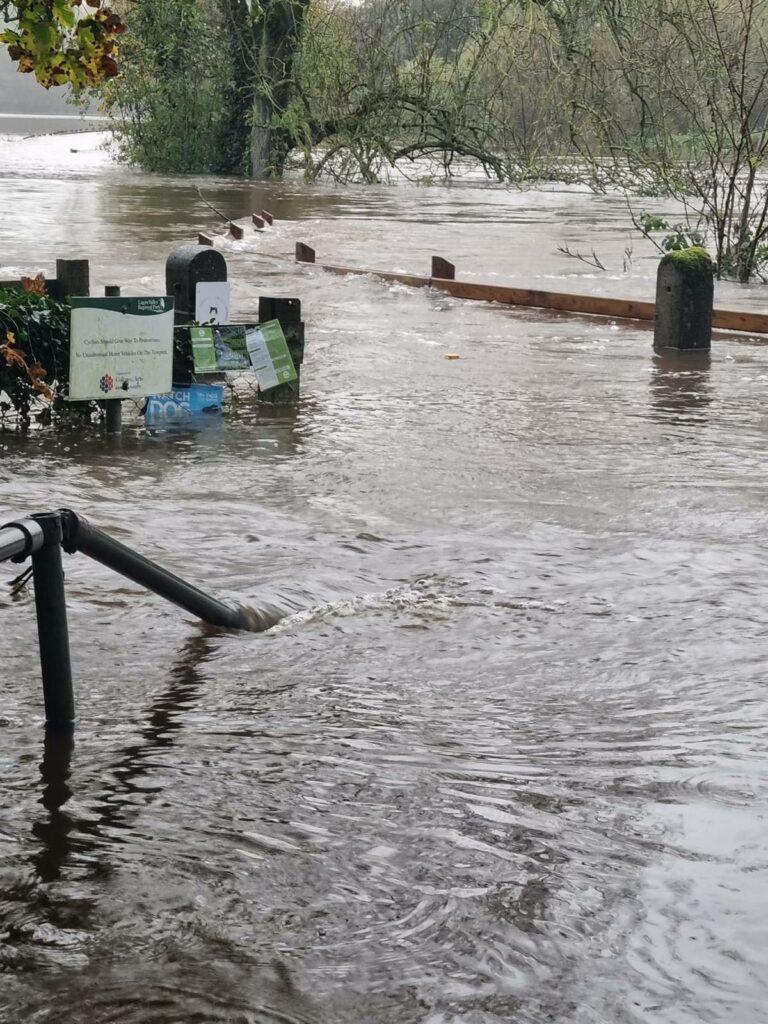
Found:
295,244 -> 768,336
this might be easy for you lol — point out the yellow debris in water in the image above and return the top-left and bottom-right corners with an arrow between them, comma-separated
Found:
444,353 -> 461,360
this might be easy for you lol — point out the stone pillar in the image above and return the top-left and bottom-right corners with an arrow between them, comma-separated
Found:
654,248 -> 714,352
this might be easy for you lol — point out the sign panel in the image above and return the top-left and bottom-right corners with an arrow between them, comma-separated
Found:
245,320 -> 297,391
68,296 -> 174,401
189,325 -> 251,373
195,281 -> 230,325
145,383 -> 224,425
190,326 -> 218,374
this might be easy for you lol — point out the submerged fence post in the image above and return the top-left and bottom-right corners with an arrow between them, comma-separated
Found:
31,513 -> 74,729
259,296 -> 304,404
295,242 -> 316,264
431,256 -> 455,280
654,249 -> 714,352
54,259 -> 90,300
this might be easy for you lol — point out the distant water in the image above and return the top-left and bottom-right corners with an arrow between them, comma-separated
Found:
0,112 -> 108,136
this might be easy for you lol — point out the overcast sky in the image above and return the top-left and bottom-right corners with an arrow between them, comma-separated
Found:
0,49 -> 78,114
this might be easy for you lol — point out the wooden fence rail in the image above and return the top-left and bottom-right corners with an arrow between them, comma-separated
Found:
295,243 -> 768,337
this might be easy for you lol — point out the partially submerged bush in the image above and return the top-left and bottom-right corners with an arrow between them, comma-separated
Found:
0,278 -> 96,426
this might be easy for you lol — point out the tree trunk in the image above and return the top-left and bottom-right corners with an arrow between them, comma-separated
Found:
251,91 -> 273,178
249,0 -> 310,180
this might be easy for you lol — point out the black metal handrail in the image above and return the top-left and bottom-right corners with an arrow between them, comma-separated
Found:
1,509 -> 271,728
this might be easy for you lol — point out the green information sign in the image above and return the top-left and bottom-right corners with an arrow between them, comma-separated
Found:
189,326 -> 217,374
245,321 -> 297,391
189,325 -> 251,373
188,321 -> 296,391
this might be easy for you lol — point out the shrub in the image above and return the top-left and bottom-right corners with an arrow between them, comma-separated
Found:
0,281 -> 96,426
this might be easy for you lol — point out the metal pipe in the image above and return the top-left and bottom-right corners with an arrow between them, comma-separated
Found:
31,513 -> 75,728
62,511 -> 253,631
0,518 -> 44,564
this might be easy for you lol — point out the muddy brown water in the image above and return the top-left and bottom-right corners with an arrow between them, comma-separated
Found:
0,133 -> 767,1023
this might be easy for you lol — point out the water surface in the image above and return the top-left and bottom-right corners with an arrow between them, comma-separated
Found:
0,133 -> 767,1024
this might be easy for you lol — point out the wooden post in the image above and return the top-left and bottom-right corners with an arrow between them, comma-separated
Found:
252,215 -> 265,230
295,243 -> 316,264
229,222 -> 244,241
258,296 -> 303,405
103,286 -> 123,435
55,259 -> 90,299
198,233 -> 214,247
654,249 -> 714,352
261,210 -> 274,225
431,256 -> 455,280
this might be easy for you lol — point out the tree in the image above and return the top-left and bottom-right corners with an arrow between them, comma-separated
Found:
221,0 -> 312,178
0,0 -> 126,89
106,0 -> 246,174
105,0 -> 311,179
550,0 -> 768,281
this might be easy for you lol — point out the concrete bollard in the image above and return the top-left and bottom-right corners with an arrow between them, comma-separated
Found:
166,245 -> 228,382
229,222 -> 244,241
166,244 -> 228,327
261,210 -> 274,225
252,215 -> 265,230
258,296 -> 304,405
654,248 -> 714,352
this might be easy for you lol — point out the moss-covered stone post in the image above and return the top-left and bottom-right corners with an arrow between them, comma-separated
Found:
654,247 -> 714,352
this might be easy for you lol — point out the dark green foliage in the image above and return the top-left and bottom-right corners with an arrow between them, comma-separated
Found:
106,0 -> 248,175
0,288 -> 95,426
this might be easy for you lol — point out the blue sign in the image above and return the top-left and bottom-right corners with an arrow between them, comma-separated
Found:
145,384 -> 224,425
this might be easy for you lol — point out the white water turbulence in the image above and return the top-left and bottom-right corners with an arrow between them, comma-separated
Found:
0,132 -> 767,1024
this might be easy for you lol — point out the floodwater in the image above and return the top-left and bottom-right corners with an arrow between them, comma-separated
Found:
0,132 -> 767,1024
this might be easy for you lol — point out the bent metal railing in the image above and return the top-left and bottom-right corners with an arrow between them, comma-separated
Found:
1,510 -> 268,729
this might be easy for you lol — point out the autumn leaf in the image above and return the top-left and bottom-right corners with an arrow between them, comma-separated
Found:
21,273 -> 47,296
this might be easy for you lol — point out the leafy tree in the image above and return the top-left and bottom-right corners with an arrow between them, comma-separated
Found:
0,0 -> 126,89
106,0 -> 246,174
